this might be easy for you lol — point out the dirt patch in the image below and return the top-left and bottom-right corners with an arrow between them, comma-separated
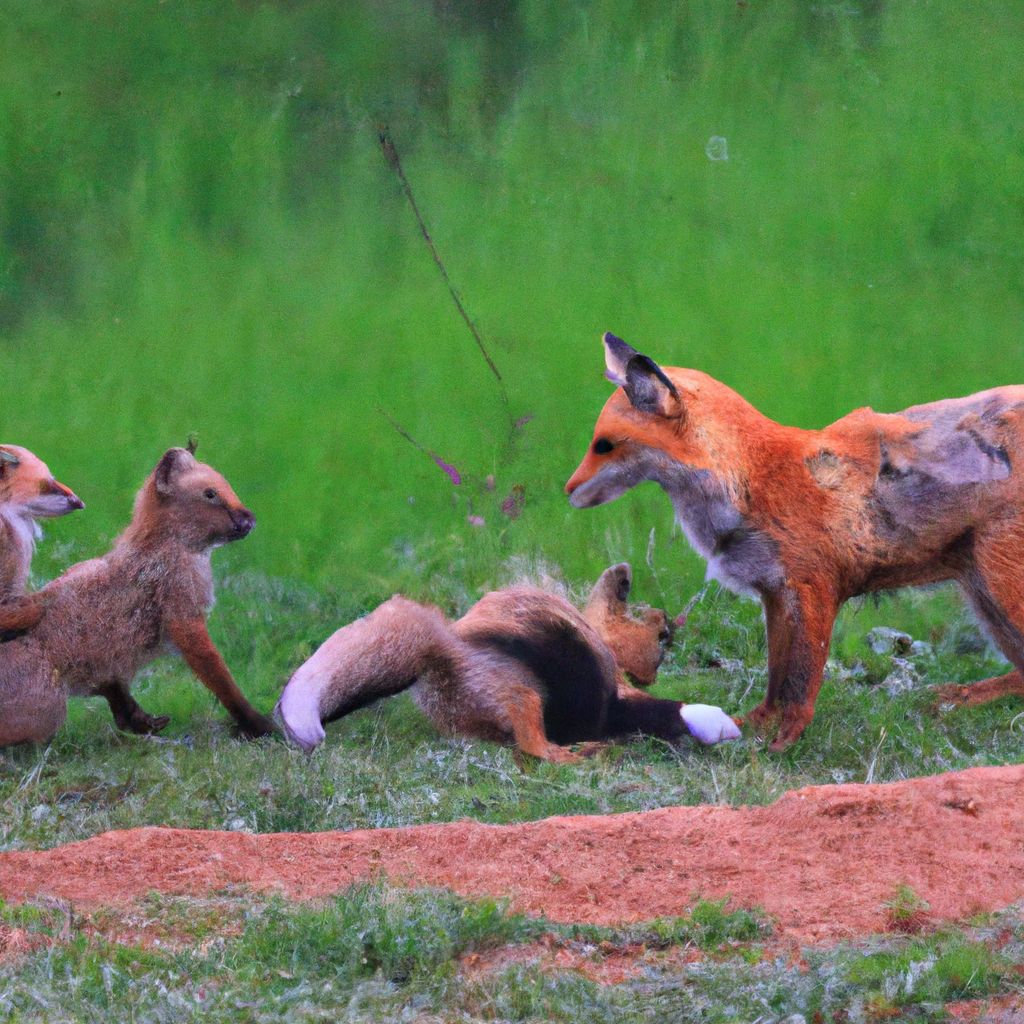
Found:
1,764 -> 1022,943
946,994 -> 1024,1022
0,923 -> 46,963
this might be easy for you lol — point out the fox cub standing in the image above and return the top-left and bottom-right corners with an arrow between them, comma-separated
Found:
567,333 -> 1024,750
277,562 -> 739,760
0,446 -> 273,746
0,445 -> 83,635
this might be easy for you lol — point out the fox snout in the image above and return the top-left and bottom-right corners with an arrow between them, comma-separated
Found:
564,468 -> 616,509
27,479 -> 85,518
230,507 -> 256,538
53,480 -> 85,513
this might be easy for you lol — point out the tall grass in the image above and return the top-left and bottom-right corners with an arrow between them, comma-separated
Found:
2,0 -> 1023,608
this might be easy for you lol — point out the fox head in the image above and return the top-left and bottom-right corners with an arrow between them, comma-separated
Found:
133,447 -> 255,550
583,562 -> 673,686
565,332 -> 722,510
0,445 -> 84,520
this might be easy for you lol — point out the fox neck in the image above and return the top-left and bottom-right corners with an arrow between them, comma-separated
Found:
636,412 -> 802,599
0,508 -> 39,598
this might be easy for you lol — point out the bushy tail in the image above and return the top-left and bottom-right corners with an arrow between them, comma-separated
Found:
276,596 -> 461,752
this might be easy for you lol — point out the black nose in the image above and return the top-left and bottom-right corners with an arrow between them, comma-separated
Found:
232,508 -> 256,536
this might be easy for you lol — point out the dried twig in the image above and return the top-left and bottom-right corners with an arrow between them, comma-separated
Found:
379,127 -> 512,426
377,407 -> 462,485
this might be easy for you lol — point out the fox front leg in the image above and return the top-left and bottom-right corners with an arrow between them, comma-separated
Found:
165,617 -> 275,738
0,595 -> 44,639
745,583 -> 838,751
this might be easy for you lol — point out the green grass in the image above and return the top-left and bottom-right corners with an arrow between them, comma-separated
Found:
1,887 -> 1021,1022
1,566 -> 1020,851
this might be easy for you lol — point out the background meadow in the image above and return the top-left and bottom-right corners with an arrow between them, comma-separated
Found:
4,0 -> 1023,603
1,0 -> 1023,828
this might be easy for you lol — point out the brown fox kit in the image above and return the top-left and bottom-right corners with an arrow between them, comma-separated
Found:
276,563 -> 739,760
566,333 -> 1024,750
0,445 -> 83,636
0,447 -> 274,746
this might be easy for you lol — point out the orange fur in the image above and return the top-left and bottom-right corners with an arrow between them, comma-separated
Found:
567,333 -> 1024,749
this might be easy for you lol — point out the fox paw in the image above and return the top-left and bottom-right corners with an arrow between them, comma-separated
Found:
127,711 -> 170,735
236,712 -> 276,740
741,702 -> 780,732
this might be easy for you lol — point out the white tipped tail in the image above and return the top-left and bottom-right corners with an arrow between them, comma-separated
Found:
276,661 -> 330,753
680,704 -> 741,745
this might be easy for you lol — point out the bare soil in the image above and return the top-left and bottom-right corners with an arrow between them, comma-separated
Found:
1,764 -> 1022,944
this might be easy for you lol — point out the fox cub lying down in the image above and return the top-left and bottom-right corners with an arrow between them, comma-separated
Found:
277,563 -> 739,761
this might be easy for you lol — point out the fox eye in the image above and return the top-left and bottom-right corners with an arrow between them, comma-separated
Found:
203,488 -> 218,502
593,438 -> 614,455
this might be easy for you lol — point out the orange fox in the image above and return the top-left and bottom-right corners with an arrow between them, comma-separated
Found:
0,445 -> 83,635
566,332 -> 1024,750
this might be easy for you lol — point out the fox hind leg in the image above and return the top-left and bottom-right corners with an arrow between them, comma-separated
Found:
0,664 -> 67,746
507,686 -> 581,763
937,531 -> 1024,708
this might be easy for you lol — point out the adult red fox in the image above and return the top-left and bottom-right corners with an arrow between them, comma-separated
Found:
0,447 -> 273,746
0,445 -> 83,635
276,563 -> 739,760
566,332 -> 1024,750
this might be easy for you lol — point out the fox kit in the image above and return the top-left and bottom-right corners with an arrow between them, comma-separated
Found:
276,562 -> 739,761
0,447 -> 273,746
566,333 -> 1024,750
0,445 -> 83,635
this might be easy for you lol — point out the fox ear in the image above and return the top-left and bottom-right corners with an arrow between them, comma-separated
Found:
625,354 -> 682,417
154,447 -> 196,496
602,332 -> 681,418
0,449 -> 20,477
603,332 -> 639,386
586,562 -> 632,618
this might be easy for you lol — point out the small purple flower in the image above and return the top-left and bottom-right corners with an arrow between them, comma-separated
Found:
431,454 -> 462,485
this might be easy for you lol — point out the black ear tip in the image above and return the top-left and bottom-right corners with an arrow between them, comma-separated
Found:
603,331 -> 626,347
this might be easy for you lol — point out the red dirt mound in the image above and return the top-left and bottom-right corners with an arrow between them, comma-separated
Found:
1,764 -> 1021,943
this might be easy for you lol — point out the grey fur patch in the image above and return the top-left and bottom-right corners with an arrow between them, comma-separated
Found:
869,392 -> 1016,541
639,449 -> 784,597
901,392 -> 1014,484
